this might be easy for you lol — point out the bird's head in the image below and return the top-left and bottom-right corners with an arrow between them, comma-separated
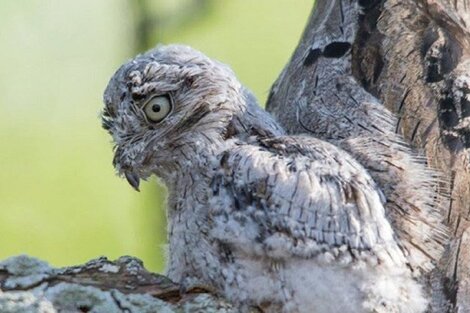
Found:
102,44 -> 247,190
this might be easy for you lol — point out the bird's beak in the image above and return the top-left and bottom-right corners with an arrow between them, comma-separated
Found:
125,171 -> 141,192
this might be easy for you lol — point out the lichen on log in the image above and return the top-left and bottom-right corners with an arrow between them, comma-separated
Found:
0,255 -> 242,313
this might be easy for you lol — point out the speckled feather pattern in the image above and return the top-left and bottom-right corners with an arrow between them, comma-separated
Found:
103,44 -> 435,313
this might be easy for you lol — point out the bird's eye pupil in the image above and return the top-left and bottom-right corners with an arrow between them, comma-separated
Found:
152,104 -> 161,112
143,95 -> 172,123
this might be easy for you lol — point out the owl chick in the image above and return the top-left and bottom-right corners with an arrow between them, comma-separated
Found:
102,45 -> 429,313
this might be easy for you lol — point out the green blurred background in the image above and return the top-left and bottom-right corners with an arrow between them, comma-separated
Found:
0,0 -> 312,272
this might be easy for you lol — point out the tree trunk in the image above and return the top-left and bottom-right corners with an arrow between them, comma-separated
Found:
267,1 -> 470,312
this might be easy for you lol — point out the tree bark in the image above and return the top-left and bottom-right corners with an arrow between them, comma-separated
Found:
267,1 -> 470,312
0,255 -> 245,313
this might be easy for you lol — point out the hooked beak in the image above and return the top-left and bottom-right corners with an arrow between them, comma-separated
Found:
125,171 -> 141,192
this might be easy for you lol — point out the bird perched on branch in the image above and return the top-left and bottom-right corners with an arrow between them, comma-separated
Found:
102,45 -> 445,313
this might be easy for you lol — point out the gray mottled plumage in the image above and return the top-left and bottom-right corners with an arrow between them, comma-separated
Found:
102,45 -> 442,313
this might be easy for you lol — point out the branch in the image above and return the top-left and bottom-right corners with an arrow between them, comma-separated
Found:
0,255 -> 243,313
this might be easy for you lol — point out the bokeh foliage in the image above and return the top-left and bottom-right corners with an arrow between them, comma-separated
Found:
0,0 -> 312,272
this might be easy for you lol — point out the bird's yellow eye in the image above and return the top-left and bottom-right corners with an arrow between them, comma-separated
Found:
143,95 -> 172,123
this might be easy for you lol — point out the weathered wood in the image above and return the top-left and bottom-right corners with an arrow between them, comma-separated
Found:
0,255 -> 242,313
267,1 -> 470,312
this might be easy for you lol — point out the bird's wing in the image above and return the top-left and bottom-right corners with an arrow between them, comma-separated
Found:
210,136 -> 406,266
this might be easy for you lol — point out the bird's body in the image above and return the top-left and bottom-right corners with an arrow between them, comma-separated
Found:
164,135 -> 426,313
103,45 -> 446,313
